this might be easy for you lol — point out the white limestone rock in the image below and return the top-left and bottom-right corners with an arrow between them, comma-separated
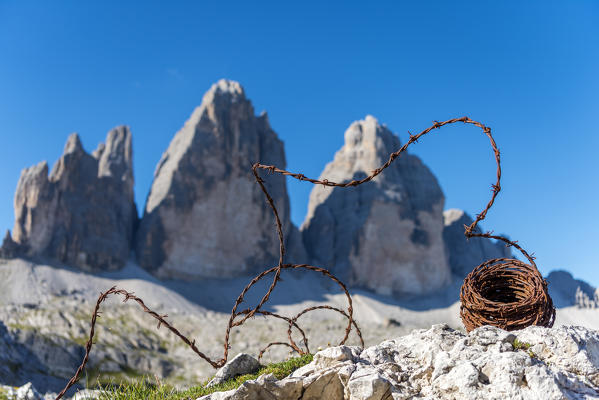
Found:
198,373 -> 304,400
136,79 -> 307,279
301,116 -> 450,296
0,383 -> 103,400
197,324 -> 599,400
69,389 -> 105,400
11,382 -> 42,400
207,353 -> 260,387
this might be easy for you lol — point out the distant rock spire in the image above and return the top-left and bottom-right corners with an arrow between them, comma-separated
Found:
5,127 -> 137,271
96,125 -> 134,201
63,133 -> 84,154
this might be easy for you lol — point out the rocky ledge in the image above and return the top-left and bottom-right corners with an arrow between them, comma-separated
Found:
200,324 -> 599,400
3,324 -> 598,399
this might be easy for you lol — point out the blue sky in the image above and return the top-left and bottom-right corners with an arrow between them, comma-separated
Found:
0,1 -> 597,285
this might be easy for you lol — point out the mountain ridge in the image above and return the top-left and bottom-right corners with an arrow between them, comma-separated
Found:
1,79 -> 589,300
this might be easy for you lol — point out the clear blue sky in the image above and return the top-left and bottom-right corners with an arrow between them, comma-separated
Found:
1,1 -> 597,285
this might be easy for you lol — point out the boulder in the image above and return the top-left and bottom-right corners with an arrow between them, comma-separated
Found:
207,353 -> 261,387
199,373 -> 304,400
442,208 -> 511,279
136,79 -> 306,279
5,127 -> 136,271
198,324 -> 599,400
301,115 -> 450,296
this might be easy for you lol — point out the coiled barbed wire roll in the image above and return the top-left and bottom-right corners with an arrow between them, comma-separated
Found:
460,259 -> 555,332
445,119 -> 557,332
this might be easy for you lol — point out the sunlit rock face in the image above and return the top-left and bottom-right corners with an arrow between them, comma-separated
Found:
136,79 -> 306,279
301,116 -> 451,296
7,126 -> 136,271
442,208 -> 512,279
199,324 -> 599,400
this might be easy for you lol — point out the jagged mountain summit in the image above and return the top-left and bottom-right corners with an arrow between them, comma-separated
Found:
3,127 -> 136,271
0,79 -> 549,296
135,79 -> 306,279
301,116 -> 451,296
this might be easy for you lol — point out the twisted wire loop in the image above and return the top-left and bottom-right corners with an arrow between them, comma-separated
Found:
56,116 -> 554,399
250,116 -> 554,333
460,259 -> 554,332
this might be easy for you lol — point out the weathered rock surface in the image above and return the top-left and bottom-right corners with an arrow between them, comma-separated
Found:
199,324 -> 599,400
0,382 -> 43,400
136,79 -> 306,279
207,353 -> 261,387
4,127 -> 136,271
442,208 -> 512,279
301,116 -> 450,296
0,319 -> 75,395
0,383 -> 102,400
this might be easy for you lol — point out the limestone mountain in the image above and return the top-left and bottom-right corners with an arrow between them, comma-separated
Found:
0,80 -> 549,295
135,79 -> 306,279
546,270 -> 599,308
3,127 -> 136,271
301,116 -> 451,296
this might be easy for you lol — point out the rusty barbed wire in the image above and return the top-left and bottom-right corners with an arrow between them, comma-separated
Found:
460,259 -> 554,332
56,116 -> 554,399
55,262 -> 361,399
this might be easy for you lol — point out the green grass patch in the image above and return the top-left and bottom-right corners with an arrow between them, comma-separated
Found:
84,363 -> 146,388
512,338 -> 531,351
91,353 -> 313,400
513,339 -> 537,358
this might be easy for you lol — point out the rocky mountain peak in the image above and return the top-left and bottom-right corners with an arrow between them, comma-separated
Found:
343,115 -> 396,155
95,125 -> 133,199
136,80 -> 306,279
301,116 -> 449,296
63,133 -> 84,155
145,80 -> 257,214
443,208 -> 466,226
318,116 -> 402,188
4,128 -> 137,271
205,79 -> 246,101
